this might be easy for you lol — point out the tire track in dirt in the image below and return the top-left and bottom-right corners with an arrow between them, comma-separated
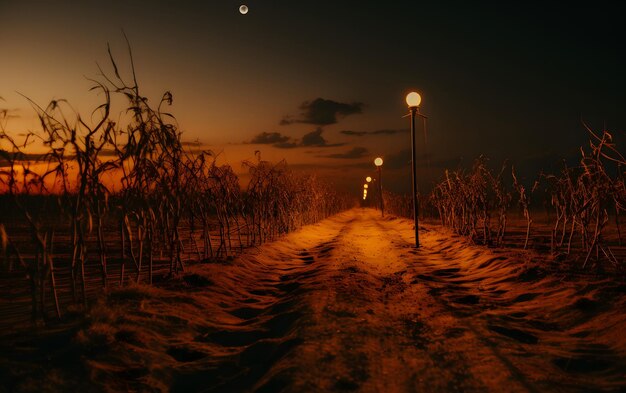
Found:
280,211 -> 507,392
373,219 -> 539,393
373,214 -> 626,393
183,216 -> 369,392
171,218 -> 352,392
270,210 -> 626,392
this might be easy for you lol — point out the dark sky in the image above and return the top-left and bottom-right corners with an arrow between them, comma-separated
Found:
1,1 -> 624,193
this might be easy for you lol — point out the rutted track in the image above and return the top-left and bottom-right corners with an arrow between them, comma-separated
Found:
1,208 -> 626,392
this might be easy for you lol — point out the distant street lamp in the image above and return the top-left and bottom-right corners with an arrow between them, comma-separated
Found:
374,157 -> 384,216
364,184 -> 368,189
366,176 -> 372,183
406,91 -> 427,248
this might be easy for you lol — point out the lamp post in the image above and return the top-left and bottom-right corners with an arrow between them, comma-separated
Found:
374,157 -> 384,216
366,176 -> 372,183
406,91 -> 425,248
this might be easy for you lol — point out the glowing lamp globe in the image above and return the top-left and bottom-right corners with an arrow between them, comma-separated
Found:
364,184 -> 368,189
374,157 -> 383,167
406,92 -> 421,108
366,176 -> 372,183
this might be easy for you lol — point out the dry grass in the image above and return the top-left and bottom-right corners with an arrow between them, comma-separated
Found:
386,130 -> 625,269
0,41 -> 352,326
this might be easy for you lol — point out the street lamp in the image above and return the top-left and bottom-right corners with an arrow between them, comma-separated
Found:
364,184 -> 368,189
374,157 -> 384,216
406,92 -> 422,108
406,91 -> 427,248
366,176 -> 372,183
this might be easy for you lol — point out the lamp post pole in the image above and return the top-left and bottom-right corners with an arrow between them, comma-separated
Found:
410,106 -> 420,247
406,92 -> 424,248
374,158 -> 384,217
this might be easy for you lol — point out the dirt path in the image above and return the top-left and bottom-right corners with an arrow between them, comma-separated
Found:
240,209 -> 625,392
3,208 -> 625,392
266,209 -> 536,392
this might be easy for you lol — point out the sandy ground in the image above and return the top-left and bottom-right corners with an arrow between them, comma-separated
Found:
2,208 -> 626,392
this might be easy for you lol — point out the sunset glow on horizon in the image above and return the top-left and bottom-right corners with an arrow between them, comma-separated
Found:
2,2 -> 624,194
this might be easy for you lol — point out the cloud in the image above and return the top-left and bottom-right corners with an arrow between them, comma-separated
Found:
247,131 -> 297,148
249,132 -> 291,145
301,128 -> 325,146
319,146 -> 369,159
274,141 -> 299,149
341,129 -> 408,137
340,130 -> 367,136
281,98 -> 364,126
301,127 -> 345,147
246,128 -> 343,149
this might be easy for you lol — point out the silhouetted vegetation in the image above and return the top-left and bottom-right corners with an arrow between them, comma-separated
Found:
429,129 -> 624,267
383,130 -> 625,269
0,43 -> 351,325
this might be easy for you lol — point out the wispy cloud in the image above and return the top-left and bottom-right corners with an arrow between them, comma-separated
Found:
247,128 -> 344,149
249,132 -> 291,145
245,131 -> 296,149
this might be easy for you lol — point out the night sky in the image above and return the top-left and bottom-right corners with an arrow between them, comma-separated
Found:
1,1 -> 624,193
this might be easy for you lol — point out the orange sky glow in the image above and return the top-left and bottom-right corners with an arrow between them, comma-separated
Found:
1,2 -> 624,194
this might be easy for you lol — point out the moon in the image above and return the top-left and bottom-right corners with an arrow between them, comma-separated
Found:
239,5 -> 249,14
